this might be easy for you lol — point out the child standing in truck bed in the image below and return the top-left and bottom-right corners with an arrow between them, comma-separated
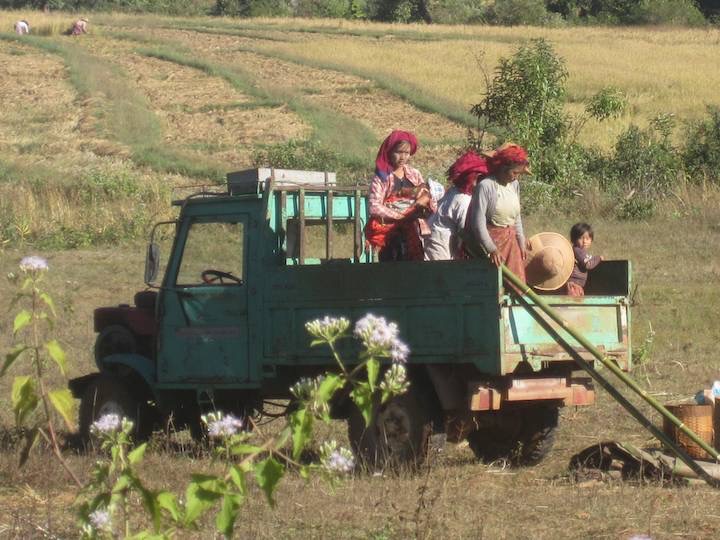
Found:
566,222 -> 604,296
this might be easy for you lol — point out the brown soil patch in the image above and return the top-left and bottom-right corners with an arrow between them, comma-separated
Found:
153,28 -> 466,143
82,37 -> 309,168
0,41 -> 82,163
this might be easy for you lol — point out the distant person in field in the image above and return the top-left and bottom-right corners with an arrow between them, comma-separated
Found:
71,17 -> 88,36
565,222 -> 604,296
465,142 -> 531,280
14,20 -> 30,35
425,150 -> 488,261
365,130 -> 436,261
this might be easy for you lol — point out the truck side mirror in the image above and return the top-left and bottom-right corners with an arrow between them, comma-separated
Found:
145,243 -> 160,284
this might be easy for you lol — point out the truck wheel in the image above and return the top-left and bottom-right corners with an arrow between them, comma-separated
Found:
94,325 -> 137,362
347,389 -> 432,471
467,406 -> 559,466
79,375 -> 152,443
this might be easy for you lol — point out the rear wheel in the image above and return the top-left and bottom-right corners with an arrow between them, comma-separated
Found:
467,406 -> 559,466
347,388 -> 432,471
94,325 -> 137,362
79,375 -> 153,443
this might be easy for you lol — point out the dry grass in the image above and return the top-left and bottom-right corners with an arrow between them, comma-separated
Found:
1,12 -> 720,538
2,196 -> 720,537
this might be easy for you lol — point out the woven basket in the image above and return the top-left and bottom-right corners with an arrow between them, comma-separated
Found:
663,404 -> 715,460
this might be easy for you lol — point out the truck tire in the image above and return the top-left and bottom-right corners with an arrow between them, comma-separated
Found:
467,406 -> 559,466
94,325 -> 137,362
79,375 -> 153,443
347,388 -> 432,471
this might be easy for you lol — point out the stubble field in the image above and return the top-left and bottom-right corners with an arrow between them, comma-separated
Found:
1,10 -> 720,539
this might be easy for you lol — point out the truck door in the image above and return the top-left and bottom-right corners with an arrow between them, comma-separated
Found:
157,215 -> 249,383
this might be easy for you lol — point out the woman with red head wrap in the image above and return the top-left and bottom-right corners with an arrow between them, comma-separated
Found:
465,142 -> 531,282
425,150 -> 488,260
366,130 -> 436,261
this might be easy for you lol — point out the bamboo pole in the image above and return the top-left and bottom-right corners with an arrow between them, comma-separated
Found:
514,292 -> 720,487
497,264 -> 720,488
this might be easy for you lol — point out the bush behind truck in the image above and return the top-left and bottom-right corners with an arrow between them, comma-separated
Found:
69,169 -> 631,467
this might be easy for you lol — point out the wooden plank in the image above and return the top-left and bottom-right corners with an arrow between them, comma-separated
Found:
299,189 -> 306,264
326,184 -> 334,261
353,189 -> 361,262
279,189 -> 287,257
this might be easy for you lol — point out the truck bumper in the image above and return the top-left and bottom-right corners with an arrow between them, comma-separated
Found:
469,377 -> 594,411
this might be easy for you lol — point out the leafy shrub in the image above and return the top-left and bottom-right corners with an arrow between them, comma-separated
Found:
215,0 -> 292,16
485,0 -> 549,26
601,115 -> 685,218
426,0 -> 485,24
294,0 -> 352,18
471,38 -> 568,155
683,106 -> 720,183
624,0 -> 706,26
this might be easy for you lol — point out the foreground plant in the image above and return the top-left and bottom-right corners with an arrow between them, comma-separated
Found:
76,313 -> 409,538
2,255 -> 80,486
79,415 -> 181,539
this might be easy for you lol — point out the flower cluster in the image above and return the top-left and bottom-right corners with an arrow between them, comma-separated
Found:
19,255 -> 49,273
319,440 -> 355,474
353,314 -> 409,363
202,411 -> 244,439
88,508 -> 111,532
91,413 -> 123,436
290,376 -> 329,417
379,363 -> 410,398
305,316 -> 350,343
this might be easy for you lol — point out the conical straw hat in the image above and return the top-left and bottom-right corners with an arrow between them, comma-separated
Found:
525,232 -> 574,291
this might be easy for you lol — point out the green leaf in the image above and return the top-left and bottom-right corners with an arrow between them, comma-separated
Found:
289,408 -> 313,460
317,373 -> 343,403
1,345 -> 28,376
229,443 -> 263,456
128,442 -> 148,465
48,388 -> 75,431
228,465 -> 247,494
366,357 -> 380,391
39,292 -> 56,316
309,339 -> 326,347
299,464 -> 311,480
254,457 -> 284,508
44,340 -> 66,376
19,427 -> 39,467
350,383 -> 374,427
184,475 -> 224,526
138,485 -> 161,532
13,310 -> 31,335
11,376 -> 38,427
216,494 -> 241,537
157,490 -> 182,522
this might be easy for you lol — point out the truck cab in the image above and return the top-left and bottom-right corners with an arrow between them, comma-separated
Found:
70,169 -> 631,467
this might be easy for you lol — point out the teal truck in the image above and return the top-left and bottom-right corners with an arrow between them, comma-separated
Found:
69,169 -> 631,467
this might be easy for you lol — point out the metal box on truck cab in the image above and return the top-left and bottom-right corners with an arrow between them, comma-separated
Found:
69,168 -> 631,467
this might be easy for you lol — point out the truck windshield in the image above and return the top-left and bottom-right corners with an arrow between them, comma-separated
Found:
176,221 -> 244,286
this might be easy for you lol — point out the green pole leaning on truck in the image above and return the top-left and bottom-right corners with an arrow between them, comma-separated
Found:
498,263 -> 720,487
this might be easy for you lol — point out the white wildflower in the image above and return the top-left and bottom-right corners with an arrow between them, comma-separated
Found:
290,375 -> 329,417
91,413 -> 123,435
354,314 -> 410,363
19,255 -> 48,272
379,363 -> 410,397
203,411 -> 243,439
89,508 -> 111,531
319,440 -> 355,474
305,316 -> 350,341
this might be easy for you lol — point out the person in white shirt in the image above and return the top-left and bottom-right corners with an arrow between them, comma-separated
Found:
425,150 -> 488,261
14,20 -> 30,35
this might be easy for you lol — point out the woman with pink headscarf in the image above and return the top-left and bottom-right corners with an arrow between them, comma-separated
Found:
465,143 -> 531,281
365,130 -> 436,261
